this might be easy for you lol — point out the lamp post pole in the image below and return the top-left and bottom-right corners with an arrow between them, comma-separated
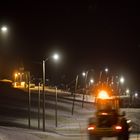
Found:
82,71 -> 88,108
72,75 -> 78,115
55,86 -> 58,127
38,82 -> 41,129
42,60 -> 46,131
99,71 -> 103,83
28,72 -> 31,129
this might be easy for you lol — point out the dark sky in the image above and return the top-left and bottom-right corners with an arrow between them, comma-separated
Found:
0,0 -> 140,89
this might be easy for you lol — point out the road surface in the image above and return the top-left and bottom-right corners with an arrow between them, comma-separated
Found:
0,86 -> 139,140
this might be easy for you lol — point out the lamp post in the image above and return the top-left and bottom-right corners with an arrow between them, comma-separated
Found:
117,76 -> 125,95
99,67 -> 109,83
82,69 -> 94,108
105,68 -> 109,83
42,53 -> 59,132
42,59 -> 46,132
55,86 -> 58,127
38,82 -> 41,129
82,71 -> 88,108
89,78 -> 94,86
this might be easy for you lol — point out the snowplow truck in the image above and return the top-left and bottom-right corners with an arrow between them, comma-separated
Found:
88,83 -> 132,140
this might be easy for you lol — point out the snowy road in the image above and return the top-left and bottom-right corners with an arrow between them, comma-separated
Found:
0,126 -> 139,140
0,88 -> 140,140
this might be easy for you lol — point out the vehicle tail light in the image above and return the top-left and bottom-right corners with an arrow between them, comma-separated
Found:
101,112 -> 108,115
88,125 -> 95,131
115,125 -> 122,130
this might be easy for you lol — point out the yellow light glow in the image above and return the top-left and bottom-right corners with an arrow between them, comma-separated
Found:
98,90 -> 109,99
21,82 -> 25,87
14,82 -> 17,87
15,73 -> 18,77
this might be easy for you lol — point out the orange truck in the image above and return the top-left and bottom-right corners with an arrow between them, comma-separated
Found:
88,83 -> 132,140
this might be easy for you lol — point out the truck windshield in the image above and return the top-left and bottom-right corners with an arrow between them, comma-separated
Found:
96,99 -> 116,110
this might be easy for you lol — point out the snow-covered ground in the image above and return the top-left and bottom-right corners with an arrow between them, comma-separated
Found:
0,88 -> 140,140
0,106 -> 139,140
0,125 -> 139,140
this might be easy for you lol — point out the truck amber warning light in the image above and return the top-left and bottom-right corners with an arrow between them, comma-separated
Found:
97,90 -> 109,99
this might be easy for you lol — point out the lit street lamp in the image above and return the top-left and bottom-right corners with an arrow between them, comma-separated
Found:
126,88 -> 130,95
82,72 -> 86,77
42,53 -> 60,131
90,79 -> 94,84
82,71 -> 88,108
135,93 -> 138,98
105,68 -> 109,73
53,53 -> 59,60
104,68 -> 109,83
99,67 -> 109,83
120,76 -> 125,84
1,26 -> 8,33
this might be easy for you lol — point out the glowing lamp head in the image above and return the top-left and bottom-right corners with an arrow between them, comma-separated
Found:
15,73 -> 18,77
98,90 -> 109,99
1,26 -> 8,33
53,53 -> 59,60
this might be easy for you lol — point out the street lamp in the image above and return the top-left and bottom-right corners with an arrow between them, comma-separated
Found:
1,26 -> 8,33
104,68 -> 109,83
53,53 -> 59,60
82,72 -> 86,77
90,79 -> 94,84
42,53 -> 60,131
99,68 -> 109,83
135,93 -> 138,98
105,68 -> 109,73
82,71 -> 89,108
120,76 -> 125,84
126,89 -> 130,94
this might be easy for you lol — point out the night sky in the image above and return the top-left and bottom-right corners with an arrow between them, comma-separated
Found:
0,1 -> 140,89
